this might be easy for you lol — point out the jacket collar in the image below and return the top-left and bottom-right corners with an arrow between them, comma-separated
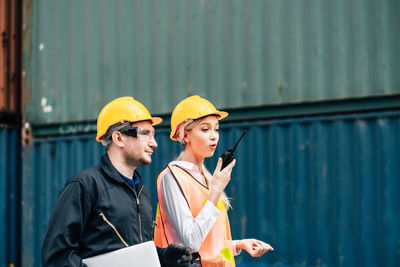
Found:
100,153 -> 144,186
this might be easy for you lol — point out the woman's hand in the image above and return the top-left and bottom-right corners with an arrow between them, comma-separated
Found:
208,158 -> 236,206
236,239 -> 274,257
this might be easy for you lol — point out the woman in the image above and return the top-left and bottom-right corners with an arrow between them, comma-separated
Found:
154,95 -> 273,266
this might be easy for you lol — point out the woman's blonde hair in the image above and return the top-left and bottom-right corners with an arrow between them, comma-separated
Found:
176,118 -> 231,209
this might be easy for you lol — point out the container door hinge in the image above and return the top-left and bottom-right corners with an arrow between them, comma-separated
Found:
22,121 -> 32,146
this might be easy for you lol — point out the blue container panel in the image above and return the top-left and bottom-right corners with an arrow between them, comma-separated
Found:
23,111 -> 400,267
0,126 -> 21,267
214,114 -> 400,267
22,136 -> 104,267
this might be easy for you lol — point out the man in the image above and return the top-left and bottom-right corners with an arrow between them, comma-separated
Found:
41,97 -> 192,267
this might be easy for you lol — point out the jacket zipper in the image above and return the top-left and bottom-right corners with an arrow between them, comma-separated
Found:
124,182 -> 144,242
99,212 -> 129,247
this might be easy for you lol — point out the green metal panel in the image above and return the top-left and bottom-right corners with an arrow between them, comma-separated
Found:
24,0 -> 400,125
31,94 -> 400,137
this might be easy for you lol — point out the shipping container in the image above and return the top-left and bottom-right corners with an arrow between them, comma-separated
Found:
22,110 -> 400,267
0,0 -> 22,115
0,125 -> 21,267
23,0 -> 400,125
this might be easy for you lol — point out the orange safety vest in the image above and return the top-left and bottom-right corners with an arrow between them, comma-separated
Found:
154,165 -> 235,267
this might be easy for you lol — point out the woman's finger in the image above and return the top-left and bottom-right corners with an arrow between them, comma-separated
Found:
214,157 -> 223,173
256,240 -> 269,251
249,247 -> 259,257
253,240 -> 273,256
254,243 -> 264,257
258,241 -> 273,251
254,247 -> 263,257
223,159 -> 236,174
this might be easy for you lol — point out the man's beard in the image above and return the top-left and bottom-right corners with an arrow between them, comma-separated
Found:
124,153 -> 151,167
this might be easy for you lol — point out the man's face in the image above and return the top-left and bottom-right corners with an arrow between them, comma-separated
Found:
121,121 -> 158,167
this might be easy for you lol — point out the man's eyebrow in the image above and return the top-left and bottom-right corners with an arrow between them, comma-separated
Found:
140,128 -> 155,133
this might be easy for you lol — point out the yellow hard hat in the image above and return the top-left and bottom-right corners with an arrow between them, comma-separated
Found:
170,95 -> 228,140
96,97 -> 162,142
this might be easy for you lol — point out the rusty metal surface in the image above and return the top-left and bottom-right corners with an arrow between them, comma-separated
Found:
0,0 -> 8,111
0,0 -> 21,115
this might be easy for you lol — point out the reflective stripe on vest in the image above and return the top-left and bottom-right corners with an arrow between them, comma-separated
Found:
154,165 -> 235,267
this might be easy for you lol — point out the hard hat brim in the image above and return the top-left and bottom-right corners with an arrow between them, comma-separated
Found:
215,111 -> 228,120
151,117 -> 163,126
170,111 -> 228,140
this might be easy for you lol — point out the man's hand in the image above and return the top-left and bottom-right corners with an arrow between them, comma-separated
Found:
157,244 -> 192,267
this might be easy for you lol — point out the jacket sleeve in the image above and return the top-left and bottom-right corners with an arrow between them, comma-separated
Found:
41,180 -> 93,267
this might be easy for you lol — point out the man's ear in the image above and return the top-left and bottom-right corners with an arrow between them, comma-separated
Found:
111,131 -> 125,148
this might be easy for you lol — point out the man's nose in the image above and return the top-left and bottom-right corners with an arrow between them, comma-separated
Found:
149,136 -> 158,148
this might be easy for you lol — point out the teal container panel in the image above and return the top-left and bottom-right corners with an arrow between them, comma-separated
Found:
21,136 -> 105,267
23,111 -> 400,266
0,126 -> 21,267
215,113 -> 400,267
25,0 -> 400,124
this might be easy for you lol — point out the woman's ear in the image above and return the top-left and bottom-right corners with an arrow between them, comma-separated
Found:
183,130 -> 190,144
111,131 -> 125,148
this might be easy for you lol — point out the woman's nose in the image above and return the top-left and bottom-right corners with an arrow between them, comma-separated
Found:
210,130 -> 218,139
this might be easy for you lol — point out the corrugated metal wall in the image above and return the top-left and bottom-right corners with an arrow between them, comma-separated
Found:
21,1 -> 400,266
0,1 -> 22,267
21,136 -> 104,267
23,111 -> 400,267
0,126 -> 21,267
0,0 -> 21,114
219,113 -> 400,267
25,0 -> 400,124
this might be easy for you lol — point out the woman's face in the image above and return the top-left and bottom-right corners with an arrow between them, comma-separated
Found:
184,116 -> 219,159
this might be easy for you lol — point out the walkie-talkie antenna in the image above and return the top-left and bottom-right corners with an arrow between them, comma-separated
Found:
220,129 -> 249,170
232,130 -> 247,151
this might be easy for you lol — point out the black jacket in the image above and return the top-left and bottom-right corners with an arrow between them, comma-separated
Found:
41,154 -> 154,267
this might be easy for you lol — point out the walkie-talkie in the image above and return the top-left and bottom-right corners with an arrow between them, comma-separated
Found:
220,130 -> 248,170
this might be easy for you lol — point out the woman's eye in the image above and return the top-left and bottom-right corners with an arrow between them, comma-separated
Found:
215,128 -> 219,132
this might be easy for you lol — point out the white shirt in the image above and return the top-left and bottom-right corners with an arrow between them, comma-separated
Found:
159,160 -> 241,255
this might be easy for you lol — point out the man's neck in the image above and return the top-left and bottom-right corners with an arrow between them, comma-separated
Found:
107,151 -> 137,178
